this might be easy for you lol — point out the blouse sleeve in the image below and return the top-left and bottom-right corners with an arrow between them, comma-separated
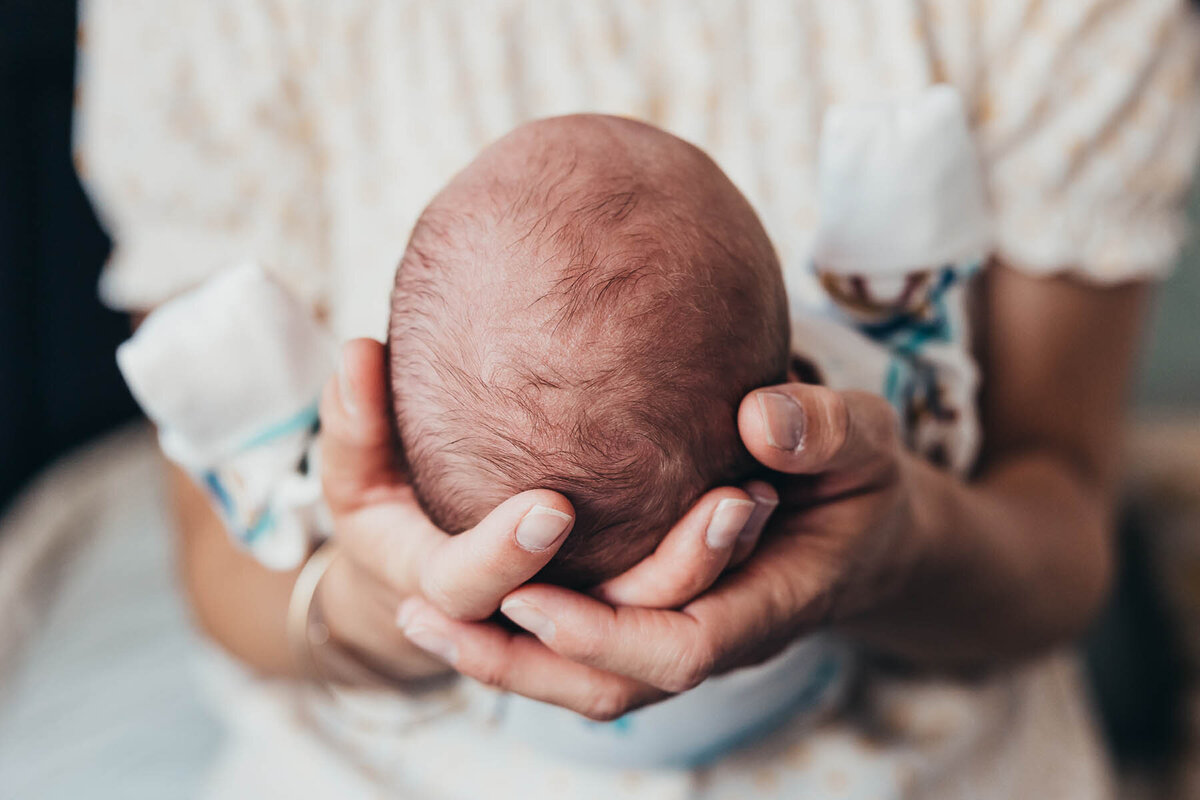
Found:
75,0 -> 330,312
977,0 -> 1200,282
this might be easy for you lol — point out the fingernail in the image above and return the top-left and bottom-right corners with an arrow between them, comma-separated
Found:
402,626 -> 459,665
395,597 -> 419,630
738,495 -> 777,547
747,485 -> 780,509
336,353 -> 358,416
500,598 -> 556,641
705,498 -> 756,549
515,505 -> 574,552
757,391 -> 806,452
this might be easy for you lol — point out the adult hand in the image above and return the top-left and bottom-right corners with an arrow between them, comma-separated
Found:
314,339 -> 775,685
398,382 -> 920,718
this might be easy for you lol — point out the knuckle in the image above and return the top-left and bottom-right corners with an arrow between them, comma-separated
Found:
662,641 -> 715,693
848,390 -> 901,444
548,622 -> 605,664
418,574 -> 471,620
579,684 -> 632,722
471,661 -> 510,691
568,632 -> 607,664
815,389 -> 851,460
467,648 -> 515,691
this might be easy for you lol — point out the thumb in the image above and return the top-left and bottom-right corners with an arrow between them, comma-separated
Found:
319,338 -> 403,513
738,384 -> 899,476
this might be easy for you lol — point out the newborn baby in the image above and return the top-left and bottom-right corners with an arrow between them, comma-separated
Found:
388,114 -> 789,586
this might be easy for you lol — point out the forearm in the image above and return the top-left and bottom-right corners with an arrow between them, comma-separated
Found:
843,449 -> 1114,668
169,462 -> 305,677
840,269 -> 1147,669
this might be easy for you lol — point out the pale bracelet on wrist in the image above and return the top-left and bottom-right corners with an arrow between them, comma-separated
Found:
286,540 -> 396,690
285,540 -> 464,740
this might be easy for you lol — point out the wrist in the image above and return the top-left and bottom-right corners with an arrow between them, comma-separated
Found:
290,543 -> 451,687
317,588 -> 456,684
900,454 -> 959,589
833,453 -> 963,646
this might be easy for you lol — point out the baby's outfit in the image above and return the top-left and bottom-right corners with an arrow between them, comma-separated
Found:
120,87 -> 988,786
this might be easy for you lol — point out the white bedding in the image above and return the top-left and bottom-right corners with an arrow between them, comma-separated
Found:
0,424 -> 223,800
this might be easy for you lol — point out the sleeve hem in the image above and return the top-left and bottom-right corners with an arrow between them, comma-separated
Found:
991,203 -> 1191,285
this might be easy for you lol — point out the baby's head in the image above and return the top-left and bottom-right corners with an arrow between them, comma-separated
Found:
388,115 -> 788,587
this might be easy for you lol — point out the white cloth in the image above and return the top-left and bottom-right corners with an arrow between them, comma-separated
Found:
77,1 -> 1200,798
0,425 -> 224,800
813,85 -> 990,274
77,0 -> 1200,333
117,263 -> 333,569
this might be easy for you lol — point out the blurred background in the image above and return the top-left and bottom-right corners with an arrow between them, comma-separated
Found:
0,2 -> 1198,799
0,1 -> 136,513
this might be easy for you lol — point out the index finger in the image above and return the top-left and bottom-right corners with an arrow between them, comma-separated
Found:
397,596 -> 666,720
500,532 -> 826,690
334,481 -> 576,622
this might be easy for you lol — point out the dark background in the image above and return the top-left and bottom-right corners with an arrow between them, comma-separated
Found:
1,0 -> 1197,780
0,0 -> 136,515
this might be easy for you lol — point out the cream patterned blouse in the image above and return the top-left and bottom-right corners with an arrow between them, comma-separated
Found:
77,2 -> 1200,799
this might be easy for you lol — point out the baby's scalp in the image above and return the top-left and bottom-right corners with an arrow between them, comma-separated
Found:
388,114 -> 789,586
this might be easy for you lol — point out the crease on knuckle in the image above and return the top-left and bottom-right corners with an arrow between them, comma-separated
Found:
469,647 -> 515,691
661,631 -> 716,694
418,572 -> 473,620
558,608 -> 620,664
563,629 -> 606,664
